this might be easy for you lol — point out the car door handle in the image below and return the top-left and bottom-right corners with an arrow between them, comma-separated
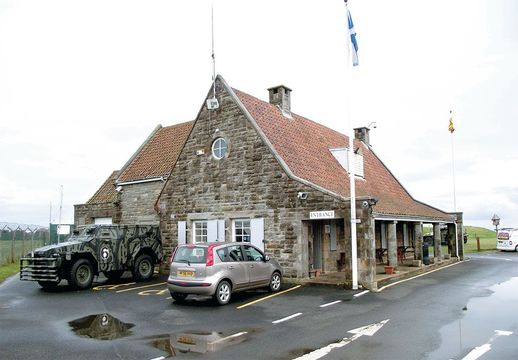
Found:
228,265 -> 235,270
249,264 -> 254,268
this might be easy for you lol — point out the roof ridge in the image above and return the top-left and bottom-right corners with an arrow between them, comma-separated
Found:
161,120 -> 195,129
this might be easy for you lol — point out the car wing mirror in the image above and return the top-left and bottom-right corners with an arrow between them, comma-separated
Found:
264,255 -> 270,262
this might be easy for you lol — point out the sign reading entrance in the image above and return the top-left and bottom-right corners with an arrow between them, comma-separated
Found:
310,210 -> 335,220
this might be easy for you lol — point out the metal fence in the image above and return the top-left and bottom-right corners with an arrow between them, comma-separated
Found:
0,225 -> 50,266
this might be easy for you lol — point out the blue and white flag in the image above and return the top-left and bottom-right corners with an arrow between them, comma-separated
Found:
346,4 -> 359,66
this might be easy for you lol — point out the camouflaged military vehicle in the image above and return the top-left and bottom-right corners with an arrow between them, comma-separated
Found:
20,224 -> 163,290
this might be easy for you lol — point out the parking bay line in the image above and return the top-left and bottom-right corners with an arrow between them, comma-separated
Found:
272,312 -> 303,324
320,300 -> 342,308
115,282 -> 167,293
236,285 -> 302,309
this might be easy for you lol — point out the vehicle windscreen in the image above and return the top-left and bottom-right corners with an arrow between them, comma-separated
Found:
173,246 -> 207,264
69,226 -> 97,241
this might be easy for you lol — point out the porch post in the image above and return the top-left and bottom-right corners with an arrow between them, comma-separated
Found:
387,221 -> 397,267
358,211 -> 376,291
447,223 -> 457,258
414,222 -> 423,261
433,223 -> 442,261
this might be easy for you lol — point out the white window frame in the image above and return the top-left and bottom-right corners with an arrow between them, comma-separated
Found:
233,219 -> 251,243
193,221 -> 208,243
212,138 -> 228,160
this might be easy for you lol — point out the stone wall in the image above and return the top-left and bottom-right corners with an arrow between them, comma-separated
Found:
119,181 -> 162,225
74,202 -> 121,226
158,79 -> 351,279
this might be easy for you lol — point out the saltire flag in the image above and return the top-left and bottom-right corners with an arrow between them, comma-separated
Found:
346,2 -> 359,66
448,111 -> 455,133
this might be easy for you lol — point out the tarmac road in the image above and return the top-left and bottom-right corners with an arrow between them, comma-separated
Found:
1,251 -> 517,360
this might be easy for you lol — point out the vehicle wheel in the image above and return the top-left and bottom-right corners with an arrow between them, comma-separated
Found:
104,270 -> 124,282
133,254 -> 154,282
269,272 -> 282,293
170,292 -> 188,303
38,281 -> 60,291
515,245 -> 518,253
69,258 -> 94,290
214,280 -> 231,305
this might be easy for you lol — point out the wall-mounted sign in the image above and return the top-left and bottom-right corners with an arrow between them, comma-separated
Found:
310,210 -> 335,220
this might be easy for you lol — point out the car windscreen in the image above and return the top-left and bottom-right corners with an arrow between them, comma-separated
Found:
173,246 -> 208,264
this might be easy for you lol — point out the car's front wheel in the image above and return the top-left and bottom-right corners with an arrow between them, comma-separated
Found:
269,272 -> 282,292
133,254 -> 154,282
214,280 -> 231,305
69,258 -> 94,290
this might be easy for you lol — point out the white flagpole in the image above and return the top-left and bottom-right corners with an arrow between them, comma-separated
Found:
449,110 -> 458,259
450,111 -> 457,212
345,1 -> 358,290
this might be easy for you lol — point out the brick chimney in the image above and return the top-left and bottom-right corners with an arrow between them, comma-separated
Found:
354,127 -> 371,147
268,85 -> 292,117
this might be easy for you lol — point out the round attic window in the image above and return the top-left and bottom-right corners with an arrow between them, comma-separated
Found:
211,138 -> 228,159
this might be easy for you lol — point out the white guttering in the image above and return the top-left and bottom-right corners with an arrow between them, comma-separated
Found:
116,177 -> 165,186
373,215 -> 455,224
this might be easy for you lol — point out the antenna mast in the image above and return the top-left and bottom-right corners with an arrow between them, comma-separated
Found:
206,1 -> 219,110
57,185 -> 63,244
212,1 -> 216,97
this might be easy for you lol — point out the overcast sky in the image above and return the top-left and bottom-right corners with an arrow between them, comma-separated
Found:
1,0 -> 517,230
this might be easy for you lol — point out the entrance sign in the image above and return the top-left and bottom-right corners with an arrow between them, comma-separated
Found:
310,211 -> 335,220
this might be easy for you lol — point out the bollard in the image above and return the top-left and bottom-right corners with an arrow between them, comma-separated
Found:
476,236 -> 480,252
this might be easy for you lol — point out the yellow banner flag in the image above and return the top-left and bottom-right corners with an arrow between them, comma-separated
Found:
448,114 -> 455,133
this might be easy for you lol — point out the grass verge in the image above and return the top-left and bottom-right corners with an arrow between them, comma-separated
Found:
0,262 -> 19,284
464,226 -> 497,253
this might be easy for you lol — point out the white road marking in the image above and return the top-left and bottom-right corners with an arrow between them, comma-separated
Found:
149,357 -> 165,360
211,331 -> 248,344
272,312 -> 303,324
461,329 -> 513,360
354,290 -> 370,298
292,319 -> 389,360
478,256 -> 512,262
320,300 -> 342,308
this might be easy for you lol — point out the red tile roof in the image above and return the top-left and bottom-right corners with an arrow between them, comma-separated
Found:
233,88 -> 451,221
87,171 -> 119,205
117,121 -> 193,183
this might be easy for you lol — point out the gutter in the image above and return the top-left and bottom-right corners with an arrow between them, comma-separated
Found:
373,214 -> 455,224
116,177 -> 165,186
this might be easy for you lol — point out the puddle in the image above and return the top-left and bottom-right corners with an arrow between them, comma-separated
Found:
148,329 -> 251,357
68,314 -> 134,340
428,277 -> 518,359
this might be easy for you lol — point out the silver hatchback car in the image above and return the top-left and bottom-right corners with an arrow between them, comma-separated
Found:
167,242 -> 282,305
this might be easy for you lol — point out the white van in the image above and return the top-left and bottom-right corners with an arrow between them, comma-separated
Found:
497,228 -> 518,251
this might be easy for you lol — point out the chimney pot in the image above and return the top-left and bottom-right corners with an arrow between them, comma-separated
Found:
267,85 -> 292,117
354,127 -> 371,147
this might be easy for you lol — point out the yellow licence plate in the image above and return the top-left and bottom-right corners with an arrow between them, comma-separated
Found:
178,270 -> 194,277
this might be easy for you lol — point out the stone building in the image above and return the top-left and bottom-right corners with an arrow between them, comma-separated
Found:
75,75 -> 463,289
74,121 -> 193,226
156,75 -> 464,290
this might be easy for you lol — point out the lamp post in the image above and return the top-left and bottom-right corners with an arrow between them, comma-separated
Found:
491,214 -> 500,234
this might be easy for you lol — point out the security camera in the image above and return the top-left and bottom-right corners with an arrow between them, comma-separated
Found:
115,186 -> 122,192
297,192 -> 308,200
362,201 -> 369,208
